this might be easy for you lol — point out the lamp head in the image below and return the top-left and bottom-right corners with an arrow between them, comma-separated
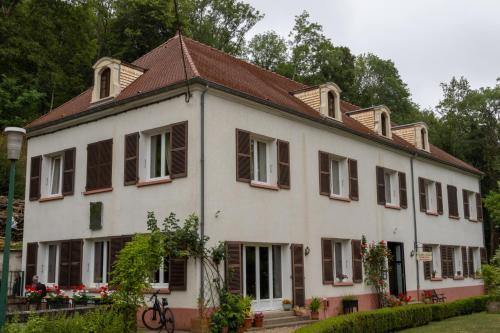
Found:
4,127 -> 26,160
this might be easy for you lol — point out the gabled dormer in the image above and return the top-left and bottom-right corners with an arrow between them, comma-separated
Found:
91,57 -> 144,104
392,122 -> 430,152
292,82 -> 342,122
346,105 -> 392,139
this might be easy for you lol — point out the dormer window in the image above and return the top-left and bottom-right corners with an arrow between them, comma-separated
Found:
99,68 -> 111,99
328,92 -> 336,118
392,122 -> 430,152
291,82 -> 343,122
381,113 -> 388,136
421,128 -> 426,150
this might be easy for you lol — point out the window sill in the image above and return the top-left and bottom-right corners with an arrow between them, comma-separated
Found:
333,281 -> 353,286
83,188 -> 113,196
385,204 -> 401,210
329,195 -> 350,202
430,277 -> 443,281
468,218 -> 478,223
453,276 -> 464,280
144,288 -> 171,294
137,178 -> 172,188
448,215 -> 460,220
39,195 -> 64,203
425,211 -> 439,216
473,276 -> 482,280
250,181 -> 279,191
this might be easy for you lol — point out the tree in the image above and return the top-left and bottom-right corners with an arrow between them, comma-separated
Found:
247,31 -> 287,71
484,183 -> 500,227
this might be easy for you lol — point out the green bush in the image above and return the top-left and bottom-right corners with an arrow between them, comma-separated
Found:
296,295 -> 491,333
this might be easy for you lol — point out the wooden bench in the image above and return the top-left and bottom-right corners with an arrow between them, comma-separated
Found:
424,289 -> 446,303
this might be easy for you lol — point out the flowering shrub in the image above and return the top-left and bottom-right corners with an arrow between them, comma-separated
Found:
46,285 -> 68,303
383,293 -> 412,307
361,235 -> 391,308
398,293 -> 412,303
72,285 -> 91,303
25,287 -> 43,303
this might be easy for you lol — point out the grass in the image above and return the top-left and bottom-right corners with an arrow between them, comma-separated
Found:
402,312 -> 500,332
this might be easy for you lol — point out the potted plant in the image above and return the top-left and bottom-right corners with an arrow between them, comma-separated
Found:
341,295 -> 358,314
422,290 -> 433,304
45,285 -> 69,309
282,298 -> 292,311
432,270 -> 437,278
241,296 -> 253,329
336,273 -> 348,283
309,297 -> 321,320
71,285 -> 91,306
94,286 -> 113,305
25,287 -> 43,309
253,312 -> 264,327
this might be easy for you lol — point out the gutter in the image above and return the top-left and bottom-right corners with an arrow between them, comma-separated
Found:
200,85 -> 208,301
410,154 -> 420,300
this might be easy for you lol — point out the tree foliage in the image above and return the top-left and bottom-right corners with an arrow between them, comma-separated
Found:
247,31 -> 287,72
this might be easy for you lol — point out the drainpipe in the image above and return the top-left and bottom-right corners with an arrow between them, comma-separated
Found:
200,85 -> 208,302
410,154 -> 420,301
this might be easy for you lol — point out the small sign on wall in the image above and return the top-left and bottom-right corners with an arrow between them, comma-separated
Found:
417,251 -> 432,262
90,202 -> 103,230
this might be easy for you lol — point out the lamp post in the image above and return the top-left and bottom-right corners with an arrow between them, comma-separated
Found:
0,127 -> 25,328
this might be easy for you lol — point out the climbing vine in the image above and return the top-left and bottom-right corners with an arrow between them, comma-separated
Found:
361,235 -> 391,308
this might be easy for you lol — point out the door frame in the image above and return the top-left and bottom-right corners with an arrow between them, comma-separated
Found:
387,242 -> 406,296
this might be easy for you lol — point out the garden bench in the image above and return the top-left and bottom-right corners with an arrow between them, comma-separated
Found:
425,289 -> 446,303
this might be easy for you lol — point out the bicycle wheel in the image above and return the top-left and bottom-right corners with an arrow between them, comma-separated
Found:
142,307 -> 164,330
163,308 -> 175,333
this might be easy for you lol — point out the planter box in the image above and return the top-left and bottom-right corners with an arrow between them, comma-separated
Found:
283,303 -> 292,311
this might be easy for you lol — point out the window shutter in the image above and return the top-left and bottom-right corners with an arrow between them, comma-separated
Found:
321,239 -> 333,284
277,140 -> 290,189
236,129 -> 251,182
59,241 -> 71,288
463,190 -> 470,219
225,242 -> 242,295
291,244 -> 305,307
62,148 -> 76,195
351,240 -> 363,283
86,142 -> 99,191
436,182 -> 443,215
476,193 -> 483,221
468,247 -> 474,276
348,159 -> 359,201
440,246 -> 448,278
461,246 -> 468,278
124,133 -> 139,185
169,258 -> 187,291
319,152 -> 330,196
448,247 -> 455,278
398,172 -> 407,209
99,139 -> 113,188
447,185 -> 458,218
376,166 -> 385,205
480,247 -> 487,264
419,177 -> 427,212
422,245 -> 432,280
29,156 -> 42,200
171,122 -> 188,178
25,243 -> 38,286
69,240 -> 83,287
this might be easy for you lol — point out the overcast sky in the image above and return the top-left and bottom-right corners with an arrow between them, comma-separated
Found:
245,0 -> 500,109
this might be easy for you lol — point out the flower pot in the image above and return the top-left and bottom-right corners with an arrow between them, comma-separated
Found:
221,327 -> 229,333
310,311 -> 319,320
254,317 -> 264,327
283,303 -> 292,311
47,299 -> 69,309
244,317 -> 253,329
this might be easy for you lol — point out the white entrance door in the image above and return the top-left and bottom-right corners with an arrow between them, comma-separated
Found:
243,245 -> 283,311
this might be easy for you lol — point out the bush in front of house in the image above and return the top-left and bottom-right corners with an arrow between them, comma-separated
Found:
295,295 -> 491,333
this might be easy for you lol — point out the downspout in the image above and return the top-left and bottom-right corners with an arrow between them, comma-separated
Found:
410,154 -> 420,301
200,85 -> 208,303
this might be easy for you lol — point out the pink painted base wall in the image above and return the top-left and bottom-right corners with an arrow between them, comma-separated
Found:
137,307 -> 200,330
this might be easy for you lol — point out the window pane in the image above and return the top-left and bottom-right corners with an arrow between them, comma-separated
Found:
272,246 -> 282,299
257,141 -> 267,182
47,245 -> 57,283
245,247 -> 256,298
334,242 -> 343,278
51,158 -> 61,195
384,173 -> 392,203
150,135 -> 162,178
331,160 -> 340,195
164,133 -> 171,177
259,247 -> 269,299
94,242 -> 104,283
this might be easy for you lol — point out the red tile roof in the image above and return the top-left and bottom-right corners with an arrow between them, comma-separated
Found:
26,35 -> 481,175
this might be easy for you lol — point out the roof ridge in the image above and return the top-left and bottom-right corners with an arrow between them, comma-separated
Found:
182,35 -> 308,89
180,35 -> 199,77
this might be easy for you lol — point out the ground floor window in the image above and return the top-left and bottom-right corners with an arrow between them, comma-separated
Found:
152,257 -> 170,286
47,244 -> 58,284
93,241 -> 109,284
243,245 -> 283,302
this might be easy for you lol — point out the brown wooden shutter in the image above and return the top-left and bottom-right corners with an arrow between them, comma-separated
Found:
225,242 -> 242,294
169,258 -> 187,291
447,185 -> 458,218
291,244 -> 305,307
236,129 -> 251,182
348,159 -> 359,201
463,190 -> 470,219
99,139 -> 113,188
277,140 -> 290,189
321,239 -> 333,284
398,172 -> 407,209
351,240 -> 363,283
436,182 -> 443,215
319,152 -> 330,196
58,241 -> 71,288
29,156 -> 42,200
69,240 -> 83,287
468,247 -> 475,276
422,245 -> 432,280
461,246 -> 468,278
25,243 -> 38,286
419,177 -> 427,212
376,166 -> 385,205
171,122 -> 188,178
480,247 -> 487,264
86,142 -> 99,191
476,193 -> 483,221
62,148 -> 76,195
124,133 -> 139,185
440,246 -> 448,278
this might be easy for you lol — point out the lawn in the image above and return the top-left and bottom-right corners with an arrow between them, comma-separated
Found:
402,312 -> 500,333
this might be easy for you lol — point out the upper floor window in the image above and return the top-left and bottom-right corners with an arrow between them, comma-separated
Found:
421,128 -> 426,150
327,92 -> 336,118
418,177 -> 443,215
86,139 -> 113,192
447,185 -> 459,218
376,166 -> 407,208
49,155 -> 63,195
462,190 -> 482,221
251,138 -> 269,183
381,112 -> 388,136
319,152 -> 358,201
149,131 -> 171,179
99,68 -> 111,99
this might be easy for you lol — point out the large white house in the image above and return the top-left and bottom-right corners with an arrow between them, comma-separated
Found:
22,35 -> 485,329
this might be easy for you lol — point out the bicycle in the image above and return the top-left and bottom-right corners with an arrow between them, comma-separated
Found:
141,290 -> 175,332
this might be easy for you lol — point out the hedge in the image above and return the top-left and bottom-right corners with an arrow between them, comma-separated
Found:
296,295 -> 492,333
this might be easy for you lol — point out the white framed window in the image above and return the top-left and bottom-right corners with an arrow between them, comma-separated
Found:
467,191 -> 478,220
425,180 -> 437,213
454,246 -> 463,277
93,241 -> 109,284
151,257 -> 170,287
384,169 -> 399,205
431,245 -> 441,277
46,244 -> 59,284
472,248 -> 481,274
148,131 -> 171,180
330,156 -> 348,197
48,155 -> 63,196
250,138 -> 272,184
332,239 -> 352,282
